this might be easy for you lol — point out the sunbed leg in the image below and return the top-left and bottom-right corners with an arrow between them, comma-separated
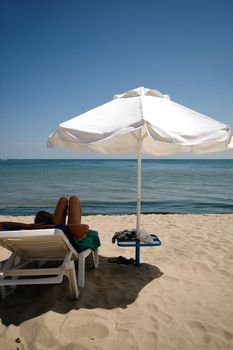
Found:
0,286 -> 6,299
65,261 -> 79,300
0,261 -> 5,299
0,255 -> 18,299
78,252 -> 86,288
92,249 -> 99,268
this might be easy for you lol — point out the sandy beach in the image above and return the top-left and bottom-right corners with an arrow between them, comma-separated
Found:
0,213 -> 233,350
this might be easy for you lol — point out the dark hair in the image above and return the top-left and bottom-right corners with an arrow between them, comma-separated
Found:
34,211 -> 54,225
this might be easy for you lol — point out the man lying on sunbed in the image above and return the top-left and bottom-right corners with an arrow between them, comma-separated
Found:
0,196 -> 100,252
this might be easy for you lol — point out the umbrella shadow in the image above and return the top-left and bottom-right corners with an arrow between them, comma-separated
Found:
0,255 -> 163,326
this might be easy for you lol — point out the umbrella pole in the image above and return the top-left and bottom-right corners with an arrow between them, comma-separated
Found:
137,133 -> 143,227
136,137 -> 142,234
135,136 -> 142,266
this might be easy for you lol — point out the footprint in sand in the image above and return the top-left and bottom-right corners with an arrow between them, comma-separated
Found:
62,322 -> 109,341
224,330 -> 233,341
188,320 -> 233,347
162,275 -> 180,283
187,320 -> 211,344
158,311 -> 173,323
193,262 -> 211,273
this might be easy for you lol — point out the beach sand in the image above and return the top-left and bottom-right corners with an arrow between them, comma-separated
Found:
0,214 -> 233,350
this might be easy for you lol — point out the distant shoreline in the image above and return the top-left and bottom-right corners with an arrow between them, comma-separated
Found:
1,213 -> 233,221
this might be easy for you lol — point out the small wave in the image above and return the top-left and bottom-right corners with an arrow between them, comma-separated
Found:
1,200 -> 233,216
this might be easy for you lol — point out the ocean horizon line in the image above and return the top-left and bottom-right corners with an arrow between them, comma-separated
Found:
1,158 -> 232,161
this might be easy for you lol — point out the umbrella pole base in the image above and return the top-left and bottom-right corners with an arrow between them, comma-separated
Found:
135,240 -> 141,266
117,236 -> 161,266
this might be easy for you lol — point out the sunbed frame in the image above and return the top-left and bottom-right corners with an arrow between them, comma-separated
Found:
0,228 -> 99,299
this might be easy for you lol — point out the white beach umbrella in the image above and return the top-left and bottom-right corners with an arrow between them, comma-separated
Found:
48,87 -> 233,232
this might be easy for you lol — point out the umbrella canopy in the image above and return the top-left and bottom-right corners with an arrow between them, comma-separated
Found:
48,87 -> 233,231
48,87 -> 233,155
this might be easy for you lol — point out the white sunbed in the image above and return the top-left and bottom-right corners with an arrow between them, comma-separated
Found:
0,228 -> 99,299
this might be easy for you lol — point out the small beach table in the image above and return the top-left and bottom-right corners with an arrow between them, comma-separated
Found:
117,235 -> 161,266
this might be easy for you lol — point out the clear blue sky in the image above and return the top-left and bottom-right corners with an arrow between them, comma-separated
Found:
1,0 -> 233,159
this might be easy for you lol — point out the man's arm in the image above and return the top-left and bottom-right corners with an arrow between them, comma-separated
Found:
0,222 -> 55,231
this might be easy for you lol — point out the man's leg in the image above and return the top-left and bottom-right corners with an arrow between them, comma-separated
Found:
53,197 -> 68,224
68,196 -> 82,224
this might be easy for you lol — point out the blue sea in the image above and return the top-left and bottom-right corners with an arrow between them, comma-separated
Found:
0,159 -> 233,216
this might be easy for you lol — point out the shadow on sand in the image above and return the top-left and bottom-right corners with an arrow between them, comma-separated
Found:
0,255 -> 163,326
